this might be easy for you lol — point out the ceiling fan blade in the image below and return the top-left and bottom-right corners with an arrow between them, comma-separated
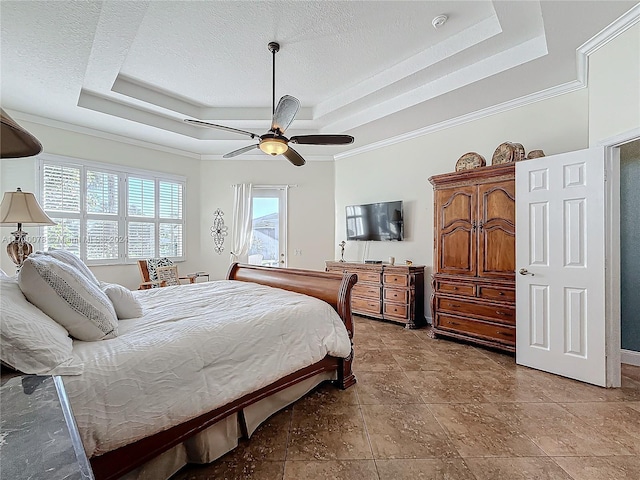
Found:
289,134 -> 354,145
271,95 -> 300,134
184,119 -> 259,139
223,144 -> 259,158
283,146 -> 306,167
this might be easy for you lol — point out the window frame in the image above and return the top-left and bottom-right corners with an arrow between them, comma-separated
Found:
38,154 -> 186,266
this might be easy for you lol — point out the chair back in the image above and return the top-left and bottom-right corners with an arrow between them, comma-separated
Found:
137,257 -> 174,289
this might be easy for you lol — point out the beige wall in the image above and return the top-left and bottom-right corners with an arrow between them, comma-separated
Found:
335,90 -> 589,320
0,121 -> 201,290
589,23 -> 640,145
199,159 -> 336,279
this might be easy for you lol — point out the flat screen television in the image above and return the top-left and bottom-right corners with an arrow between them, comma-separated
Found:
345,201 -> 403,241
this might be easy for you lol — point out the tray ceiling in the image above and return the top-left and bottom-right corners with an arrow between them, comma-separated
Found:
1,1 -> 637,159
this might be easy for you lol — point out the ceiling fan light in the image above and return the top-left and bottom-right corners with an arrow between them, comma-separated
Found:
259,137 -> 288,156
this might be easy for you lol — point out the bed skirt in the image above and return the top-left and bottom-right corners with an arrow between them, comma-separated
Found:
121,371 -> 336,480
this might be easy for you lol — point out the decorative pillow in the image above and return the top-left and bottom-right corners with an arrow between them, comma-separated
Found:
0,276 -> 83,375
146,257 -> 174,288
18,253 -> 118,341
100,282 -> 144,319
41,248 -> 100,286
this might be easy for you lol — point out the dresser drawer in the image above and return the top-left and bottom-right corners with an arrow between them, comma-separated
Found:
437,313 -> 515,344
437,297 -> 515,324
354,271 -> 382,283
383,302 -> 408,319
478,286 -> 515,302
383,287 -> 408,303
352,297 -> 381,315
436,281 -> 475,297
383,273 -> 408,287
353,284 -> 381,298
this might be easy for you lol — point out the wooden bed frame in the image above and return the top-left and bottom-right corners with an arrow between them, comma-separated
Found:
89,263 -> 357,480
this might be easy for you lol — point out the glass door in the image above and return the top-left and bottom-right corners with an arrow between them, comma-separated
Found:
249,187 -> 287,267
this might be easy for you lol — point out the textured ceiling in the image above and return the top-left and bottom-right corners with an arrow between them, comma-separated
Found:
0,1 -> 637,160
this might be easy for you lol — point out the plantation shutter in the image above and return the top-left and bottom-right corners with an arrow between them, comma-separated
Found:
159,181 -> 183,257
42,164 -> 81,255
86,170 -> 119,261
40,157 -> 185,263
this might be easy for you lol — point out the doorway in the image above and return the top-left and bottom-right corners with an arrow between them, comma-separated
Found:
248,186 -> 288,267
620,140 -> 640,366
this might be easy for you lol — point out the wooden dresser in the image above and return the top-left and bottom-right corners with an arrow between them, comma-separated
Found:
428,164 -> 516,351
326,261 -> 425,329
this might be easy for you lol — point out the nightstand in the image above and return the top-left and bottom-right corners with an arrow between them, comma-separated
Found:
0,375 -> 94,479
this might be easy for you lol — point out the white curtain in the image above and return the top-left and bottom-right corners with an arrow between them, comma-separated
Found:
230,183 -> 253,264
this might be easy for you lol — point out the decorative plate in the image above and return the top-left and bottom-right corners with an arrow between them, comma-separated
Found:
492,142 -> 525,165
511,142 -> 526,161
526,149 -> 545,159
455,152 -> 486,171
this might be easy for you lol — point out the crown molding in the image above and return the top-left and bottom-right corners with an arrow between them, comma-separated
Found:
336,79 -> 585,160
575,3 -> 640,88
577,3 -> 640,58
10,110 -> 201,159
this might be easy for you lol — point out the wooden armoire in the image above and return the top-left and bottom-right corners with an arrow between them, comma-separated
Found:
429,164 -> 516,351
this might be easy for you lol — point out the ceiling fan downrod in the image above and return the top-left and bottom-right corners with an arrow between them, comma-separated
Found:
268,42 -> 280,119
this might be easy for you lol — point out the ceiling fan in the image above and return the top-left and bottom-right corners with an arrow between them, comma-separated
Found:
184,42 -> 354,166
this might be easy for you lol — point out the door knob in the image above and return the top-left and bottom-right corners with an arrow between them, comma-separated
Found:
519,268 -> 534,276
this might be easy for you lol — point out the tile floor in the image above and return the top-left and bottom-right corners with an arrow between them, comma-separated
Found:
172,316 -> 640,480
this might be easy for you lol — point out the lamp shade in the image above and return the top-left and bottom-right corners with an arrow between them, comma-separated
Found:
0,188 -> 55,225
0,108 -> 43,158
259,136 -> 288,156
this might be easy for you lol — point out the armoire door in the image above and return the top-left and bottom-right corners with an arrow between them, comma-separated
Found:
435,186 -> 477,276
477,180 -> 516,279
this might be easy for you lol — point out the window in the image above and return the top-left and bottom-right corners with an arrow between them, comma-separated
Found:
39,156 -> 185,265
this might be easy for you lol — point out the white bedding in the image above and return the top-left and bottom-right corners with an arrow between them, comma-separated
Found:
63,280 -> 352,457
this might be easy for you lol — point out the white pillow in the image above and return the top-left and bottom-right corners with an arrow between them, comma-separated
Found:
18,253 -> 118,341
41,249 -> 100,286
0,276 -> 83,375
101,282 -> 144,319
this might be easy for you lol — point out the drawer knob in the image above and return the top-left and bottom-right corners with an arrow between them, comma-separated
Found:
496,311 -> 509,316
498,291 -> 504,296
449,303 -> 461,308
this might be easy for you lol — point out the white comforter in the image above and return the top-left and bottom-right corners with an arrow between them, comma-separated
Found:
63,280 -> 352,457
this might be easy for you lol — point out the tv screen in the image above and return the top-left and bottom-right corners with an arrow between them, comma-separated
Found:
345,201 -> 403,241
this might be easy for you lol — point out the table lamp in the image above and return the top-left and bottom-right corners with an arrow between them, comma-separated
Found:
0,108 -> 49,267
0,188 -> 55,267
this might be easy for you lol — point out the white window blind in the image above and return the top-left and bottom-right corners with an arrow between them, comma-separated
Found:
40,156 -> 186,265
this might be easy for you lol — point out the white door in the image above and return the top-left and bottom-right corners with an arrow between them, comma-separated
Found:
516,147 -> 607,386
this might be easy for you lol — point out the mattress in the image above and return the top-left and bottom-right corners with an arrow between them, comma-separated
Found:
62,280 -> 352,457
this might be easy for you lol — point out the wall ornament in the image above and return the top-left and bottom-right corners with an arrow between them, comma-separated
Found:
210,209 -> 228,254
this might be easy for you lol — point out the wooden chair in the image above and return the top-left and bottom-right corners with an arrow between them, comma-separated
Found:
137,259 -> 196,290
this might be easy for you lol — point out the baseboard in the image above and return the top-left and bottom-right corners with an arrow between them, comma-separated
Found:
621,349 -> 640,366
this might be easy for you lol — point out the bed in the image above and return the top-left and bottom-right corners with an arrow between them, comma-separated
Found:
1,262 -> 357,480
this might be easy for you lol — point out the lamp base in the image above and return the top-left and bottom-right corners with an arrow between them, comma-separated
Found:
7,229 -> 33,267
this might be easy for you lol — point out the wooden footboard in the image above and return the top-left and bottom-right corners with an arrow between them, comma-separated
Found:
90,263 -> 357,480
227,262 -> 357,389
